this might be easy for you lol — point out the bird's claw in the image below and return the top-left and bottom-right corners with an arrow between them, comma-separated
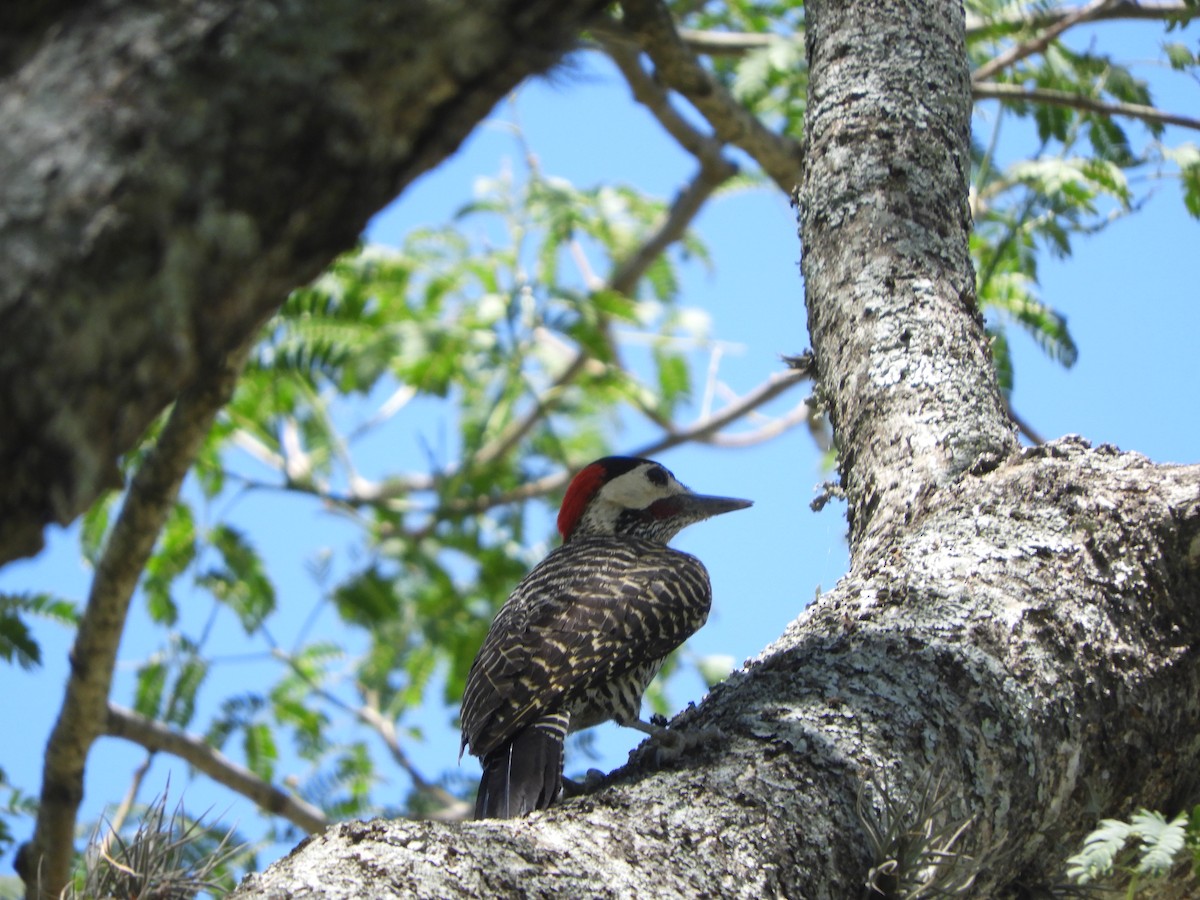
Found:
633,724 -> 724,768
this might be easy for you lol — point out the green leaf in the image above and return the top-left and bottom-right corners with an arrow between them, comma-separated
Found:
0,593 -> 78,670
1164,42 -> 1196,70
164,656 -> 209,729
81,492 -> 118,567
654,346 -> 692,412
143,502 -> 197,626
333,568 -> 398,627
243,722 -> 277,781
134,661 -> 167,719
0,610 -> 39,670
199,525 -> 276,634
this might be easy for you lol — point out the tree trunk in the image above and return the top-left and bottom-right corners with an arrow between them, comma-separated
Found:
225,0 -> 1200,896
0,0 -> 606,566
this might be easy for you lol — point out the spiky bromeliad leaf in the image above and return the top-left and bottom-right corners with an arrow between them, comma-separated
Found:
1067,817 -> 1133,884
1130,809 -> 1188,877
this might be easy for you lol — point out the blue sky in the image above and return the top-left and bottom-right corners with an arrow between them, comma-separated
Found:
1,17 -> 1197,877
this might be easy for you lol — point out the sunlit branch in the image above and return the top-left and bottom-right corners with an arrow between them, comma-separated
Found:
670,2 -> 1197,58
357,693 -> 472,821
469,157 -> 736,473
973,81 -> 1200,132
270,649 -> 462,817
967,0 -> 1196,36
597,24 -> 734,171
349,384 -> 419,442
628,368 -> 808,457
617,0 -> 804,194
972,0 -> 1118,84
105,704 -> 328,835
611,159 -> 737,294
23,342 -> 253,895
664,399 -> 816,449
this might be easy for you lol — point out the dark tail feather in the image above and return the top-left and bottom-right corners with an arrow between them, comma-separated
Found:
474,726 -> 563,819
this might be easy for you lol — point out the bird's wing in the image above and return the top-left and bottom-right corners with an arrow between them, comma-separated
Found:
459,536 -> 711,758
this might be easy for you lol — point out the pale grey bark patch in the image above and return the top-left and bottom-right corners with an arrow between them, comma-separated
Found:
0,0 -> 606,565
231,438 -> 1200,895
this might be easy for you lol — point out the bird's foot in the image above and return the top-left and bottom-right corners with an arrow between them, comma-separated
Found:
562,768 -> 608,797
629,721 -> 724,768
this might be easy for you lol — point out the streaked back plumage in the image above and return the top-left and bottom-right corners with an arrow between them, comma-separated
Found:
460,457 -> 749,818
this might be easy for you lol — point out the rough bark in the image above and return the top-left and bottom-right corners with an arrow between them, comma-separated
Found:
799,0 -> 1016,556
0,0 -> 607,566
232,440 -> 1200,898
224,0 -> 1200,897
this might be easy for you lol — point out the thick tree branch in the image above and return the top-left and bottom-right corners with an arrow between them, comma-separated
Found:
973,81 -> 1200,132
231,443 -> 1200,897
20,342 -> 252,899
800,0 -> 1016,554
0,0 -> 608,566
618,0 -> 805,194
104,704 -> 328,835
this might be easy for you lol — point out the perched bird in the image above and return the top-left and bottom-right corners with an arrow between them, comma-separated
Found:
460,456 -> 751,819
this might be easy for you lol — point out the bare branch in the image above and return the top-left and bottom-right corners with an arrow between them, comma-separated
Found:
22,341 -> 253,897
104,704 -> 328,835
610,160 -> 738,295
973,81 -> 1200,132
356,695 -> 472,821
617,0 -> 804,194
597,23 -> 733,170
677,28 -> 782,57
704,400 -> 816,448
669,2 -> 1198,58
967,0 -> 1197,36
469,155 -> 737,473
629,368 -> 808,457
972,0 -> 1118,84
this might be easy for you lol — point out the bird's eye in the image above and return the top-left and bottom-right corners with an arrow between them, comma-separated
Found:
646,466 -> 669,486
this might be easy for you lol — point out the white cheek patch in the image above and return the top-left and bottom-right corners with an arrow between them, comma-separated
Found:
601,469 -> 686,509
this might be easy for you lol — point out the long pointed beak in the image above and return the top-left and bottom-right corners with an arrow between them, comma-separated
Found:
678,493 -> 753,519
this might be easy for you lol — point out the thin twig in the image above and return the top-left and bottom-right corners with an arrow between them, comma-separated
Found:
105,704 -> 328,834
967,0 -> 1196,37
597,24 -> 733,171
21,341 -> 253,899
617,0 -> 804,194
972,0 -> 1117,84
973,81 -> 1200,132
469,158 -> 737,473
669,2 -> 1198,58
628,368 -> 808,457
269,649 -> 464,817
357,694 -> 472,820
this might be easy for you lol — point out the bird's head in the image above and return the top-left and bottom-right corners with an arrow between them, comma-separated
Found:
557,456 -> 752,543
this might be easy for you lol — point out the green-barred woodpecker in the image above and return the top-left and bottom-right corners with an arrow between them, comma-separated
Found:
460,456 -> 751,819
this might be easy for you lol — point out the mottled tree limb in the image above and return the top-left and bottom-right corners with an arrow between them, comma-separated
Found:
105,704 -> 329,835
618,0 -> 804,194
0,0 -> 608,566
21,340 -> 252,898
